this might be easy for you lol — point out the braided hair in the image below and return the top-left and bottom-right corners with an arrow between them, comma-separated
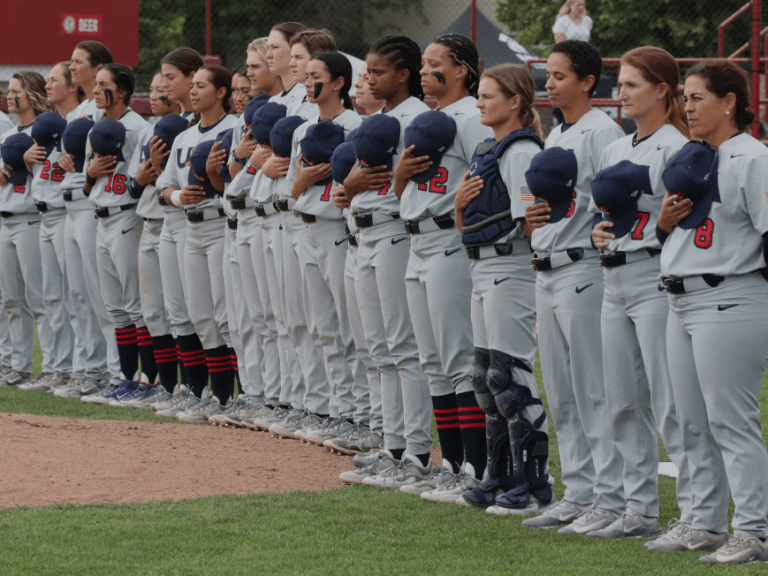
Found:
368,35 -> 424,100
431,34 -> 480,97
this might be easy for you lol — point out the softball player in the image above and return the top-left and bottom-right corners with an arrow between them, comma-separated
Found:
282,50 -> 363,438
0,72 -> 54,387
231,66 -> 252,115
522,40 -> 625,532
68,41 -> 113,122
395,35 -> 492,498
587,47 -> 692,541
339,35 -> 432,486
157,65 -> 239,412
450,64 -> 554,513
82,64 -> 149,401
0,100 -> 16,377
656,60 -> 768,564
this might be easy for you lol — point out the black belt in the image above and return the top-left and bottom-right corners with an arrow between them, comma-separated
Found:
143,217 -> 162,222
274,199 -> 291,212
35,201 -> 49,212
467,244 -> 515,260
531,248 -> 584,272
185,208 -> 226,222
0,211 -> 14,218
599,248 -> 661,269
63,191 -> 72,202
404,213 -> 455,234
354,212 -> 400,229
94,204 -> 137,219
299,212 -> 316,223
662,274 -> 724,294
227,218 -> 238,230
344,223 -> 358,247
158,196 -> 168,206
230,197 -> 248,210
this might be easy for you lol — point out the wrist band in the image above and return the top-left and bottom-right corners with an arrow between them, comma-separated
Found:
170,189 -> 183,208
85,174 -> 97,187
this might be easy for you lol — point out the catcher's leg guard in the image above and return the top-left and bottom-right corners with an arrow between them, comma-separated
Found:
469,347 -> 498,417
459,416 -> 514,507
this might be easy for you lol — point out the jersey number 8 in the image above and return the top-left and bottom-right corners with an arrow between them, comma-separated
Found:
694,218 -> 714,249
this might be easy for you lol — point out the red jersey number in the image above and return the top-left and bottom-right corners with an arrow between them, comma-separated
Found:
694,218 -> 714,249
378,182 -> 392,196
14,180 -> 26,194
564,191 -> 576,218
630,211 -> 650,240
40,160 -> 65,182
416,168 -> 448,194
320,182 -> 332,202
105,173 -> 128,195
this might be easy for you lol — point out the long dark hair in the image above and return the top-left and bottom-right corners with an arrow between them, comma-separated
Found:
687,59 -> 754,132
311,51 -> 353,110
97,64 -> 135,106
75,41 -> 113,68
161,47 -> 204,77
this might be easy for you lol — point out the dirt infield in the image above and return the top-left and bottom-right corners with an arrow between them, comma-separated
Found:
0,412 -> 363,508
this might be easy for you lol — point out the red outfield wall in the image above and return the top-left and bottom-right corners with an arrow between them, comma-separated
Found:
2,0 -> 139,65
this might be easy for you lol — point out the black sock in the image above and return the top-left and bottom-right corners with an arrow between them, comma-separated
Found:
115,324 -> 139,381
389,448 -> 404,461
152,334 -> 178,391
413,452 -> 430,467
206,345 -> 232,404
432,393 -> 463,473
136,326 -> 158,384
176,333 -> 208,397
457,391 -> 487,478
228,347 -> 239,396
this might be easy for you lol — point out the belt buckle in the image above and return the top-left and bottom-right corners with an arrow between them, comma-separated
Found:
663,278 -> 683,294
531,257 -> 551,272
404,220 -> 419,234
466,247 -> 480,260
94,207 -> 109,218
186,211 -> 203,222
255,205 -> 266,217
63,191 -> 73,202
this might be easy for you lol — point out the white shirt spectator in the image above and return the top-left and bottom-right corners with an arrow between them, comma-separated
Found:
552,15 -> 593,42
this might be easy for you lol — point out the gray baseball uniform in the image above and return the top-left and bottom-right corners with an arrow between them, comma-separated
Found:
661,132 -> 768,538
595,124 -> 692,522
531,109 -> 625,512
0,112 -> 13,370
351,96 -> 432,455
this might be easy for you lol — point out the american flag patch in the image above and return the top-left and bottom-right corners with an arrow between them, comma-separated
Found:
520,186 -> 534,202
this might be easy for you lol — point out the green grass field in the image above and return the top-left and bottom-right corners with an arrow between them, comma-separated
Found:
0,340 -> 766,575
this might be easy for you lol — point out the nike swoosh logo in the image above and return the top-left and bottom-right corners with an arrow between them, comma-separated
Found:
121,228 -> 134,235
581,129 -> 592,134
730,154 -> 744,158
658,283 -> 665,291
334,238 -> 348,246
494,277 -> 511,285
575,283 -> 593,294
28,221 -> 40,226
657,145 -> 667,151
445,248 -> 461,257
391,237 -> 407,245
718,304 -> 738,311
279,224 -> 283,230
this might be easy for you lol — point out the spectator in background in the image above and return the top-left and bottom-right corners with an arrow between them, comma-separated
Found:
553,1 -> 592,43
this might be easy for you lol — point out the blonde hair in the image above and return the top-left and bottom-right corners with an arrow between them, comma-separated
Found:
481,64 -> 543,137
247,37 -> 269,56
558,0 -> 587,18
11,71 -> 52,116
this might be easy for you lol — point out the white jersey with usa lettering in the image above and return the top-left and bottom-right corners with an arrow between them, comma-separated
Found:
290,109 -> 361,219
497,139 -> 545,243
86,110 -> 149,208
596,124 -> 688,254
400,97 -> 492,221
531,109 -> 624,254
156,114 -> 238,212
0,124 -> 35,214
661,132 -> 768,277
130,125 -> 164,220
350,96 -> 431,217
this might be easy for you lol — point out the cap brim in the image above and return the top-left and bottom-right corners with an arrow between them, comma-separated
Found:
74,157 -> 85,173
43,143 -> 56,158
603,210 -> 637,239
678,188 -> 716,230
410,152 -> 442,184
6,167 -> 27,185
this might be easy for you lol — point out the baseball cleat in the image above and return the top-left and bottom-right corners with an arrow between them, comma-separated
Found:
586,511 -> 662,539
644,519 -> 691,552
363,455 -> 432,488
340,449 -> 398,485
699,531 -> 768,564
557,505 -> 619,535
521,500 -> 588,528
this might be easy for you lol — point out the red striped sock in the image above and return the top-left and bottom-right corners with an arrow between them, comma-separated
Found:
457,391 -> 487,478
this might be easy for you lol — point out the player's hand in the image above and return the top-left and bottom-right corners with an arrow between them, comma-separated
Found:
23,143 -> 46,166
250,144 -> 273,170
135,159 -> 158,187
394,145 -> 432,182
455,171 -> 483,211
294,156 -> 332,190
343,162 -> 392,196
261,154 -> 290,179
234,129 -> 258,163
657,192 -> 692,233
0,168 -> 9,187
525,201 -> 551,230
592,219 -> 616,249
179,185 -> 206,205
59,153 -> 76,173
87,154 -> 117,179
332,185 -> 349,208
206,141 -> 227,178
149,136 -> 170,175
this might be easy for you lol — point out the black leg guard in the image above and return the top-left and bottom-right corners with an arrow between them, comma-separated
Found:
459,416 -> 514,508
486,349 -> 539,423
469,347 -> 499,418
528,431 -> 553,504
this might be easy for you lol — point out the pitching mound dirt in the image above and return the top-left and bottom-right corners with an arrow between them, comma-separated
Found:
0,412 -> 362,508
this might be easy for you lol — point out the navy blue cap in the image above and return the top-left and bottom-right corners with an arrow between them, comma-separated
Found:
661,141 -> 721,230
153,115 -> 189,150
591,160 -> 653,238
353,114 -> 400,171
215,128 -> 234,183
187,139 -> 218,198
62,117 -> 95,172
31,112 -> 67,157
404,110 -> 457,184
525,147 -> 579,224
269,115 -> 305,158
244,93 -> 271,128
90,118 -> 126,162
330,141 -> 356,184
2,132 -> 34,185
252,102 -> 287,145
301,121 -> 345,187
